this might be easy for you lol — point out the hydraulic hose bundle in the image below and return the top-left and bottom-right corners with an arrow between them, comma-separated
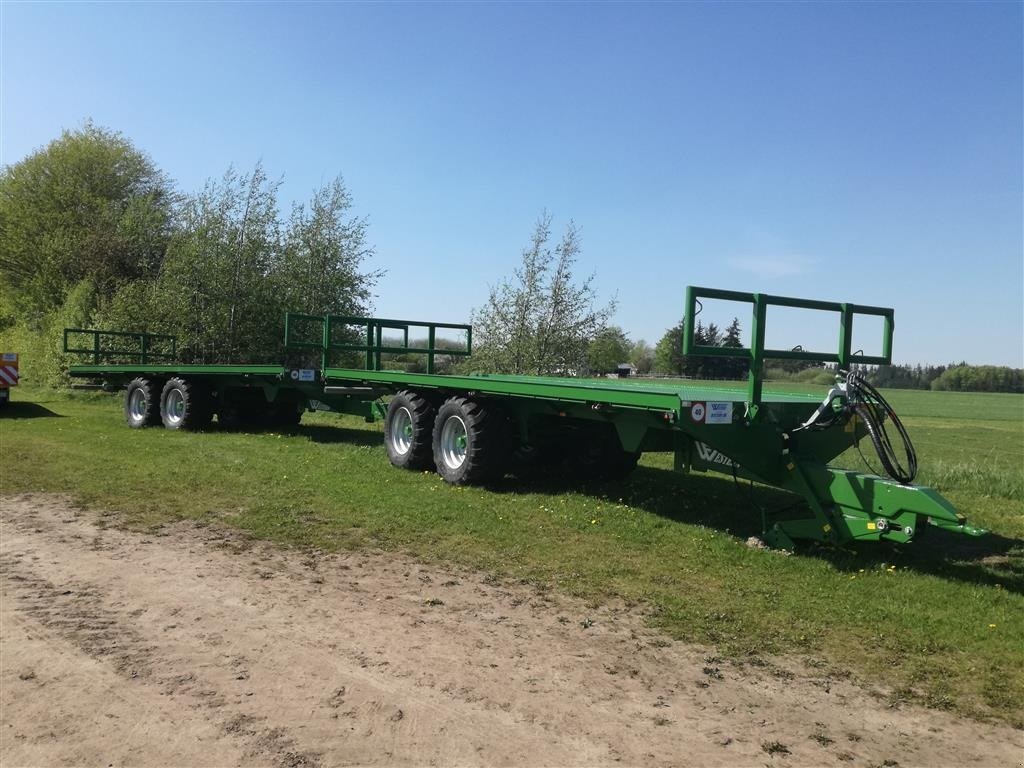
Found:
794,370 -> 918,484
844,370 -> 917,484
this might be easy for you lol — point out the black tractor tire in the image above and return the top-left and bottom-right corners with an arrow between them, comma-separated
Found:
124,377 -> 162,429
160,377 -> 212,431
384,390 -> 436,470
432,396 -> 504,485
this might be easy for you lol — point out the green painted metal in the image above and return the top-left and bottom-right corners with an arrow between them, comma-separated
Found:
67,364 -> 284,377
683,286 -> 894,417
284,312 -> 471,373
64,328 -> 177,365
63,284 -> 985,550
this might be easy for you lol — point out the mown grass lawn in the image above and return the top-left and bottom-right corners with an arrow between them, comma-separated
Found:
1,384 -> 1022,726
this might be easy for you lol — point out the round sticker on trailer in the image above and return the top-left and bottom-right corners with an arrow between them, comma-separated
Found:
691,402 -> 706,422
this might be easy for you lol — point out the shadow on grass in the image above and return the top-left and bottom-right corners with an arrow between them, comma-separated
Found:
808,530 -> 1024,596
266,420 -> 1023,594
487,464 -> 1024,595
298,424 -> 383,448
1,401 -> 64,419
488,465 -> 774,539
209,420 -> 383,449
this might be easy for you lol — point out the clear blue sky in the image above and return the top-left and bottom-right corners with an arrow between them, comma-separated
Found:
2,1 -> 1021,366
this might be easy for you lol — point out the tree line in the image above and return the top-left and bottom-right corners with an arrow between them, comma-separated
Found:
2,122 -> 1019,394
859,362 -> 1023,393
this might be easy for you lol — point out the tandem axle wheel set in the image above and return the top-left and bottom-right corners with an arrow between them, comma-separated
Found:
64,285 -> 986,549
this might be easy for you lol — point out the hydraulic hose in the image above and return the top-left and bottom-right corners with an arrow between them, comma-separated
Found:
844,370 -> 917,484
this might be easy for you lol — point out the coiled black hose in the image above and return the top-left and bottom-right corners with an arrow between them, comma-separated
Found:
845,370 -> 917,484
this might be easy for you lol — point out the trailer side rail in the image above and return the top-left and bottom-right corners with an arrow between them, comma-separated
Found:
284,312 -> 472,373
64,328 -> 178,365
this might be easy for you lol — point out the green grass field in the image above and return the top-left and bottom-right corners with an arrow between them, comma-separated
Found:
2,383 -> 1022,726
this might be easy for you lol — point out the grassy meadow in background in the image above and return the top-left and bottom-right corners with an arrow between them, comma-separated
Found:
1,382 -> 1021,727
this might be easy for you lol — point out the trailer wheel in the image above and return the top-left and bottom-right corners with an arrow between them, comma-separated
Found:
385,390 -> 435,470
124,377 -> 162,428
432,396 -> 502,485
160,377 -> 212,430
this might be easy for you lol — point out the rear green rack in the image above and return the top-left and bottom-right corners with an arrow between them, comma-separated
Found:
683,286 -> 894,417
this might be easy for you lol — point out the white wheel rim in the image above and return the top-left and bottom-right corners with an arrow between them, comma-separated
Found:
129,389 -> 147,420
440,415 -> 468,470
389,407 -> 414,455
165,389 -> 185,425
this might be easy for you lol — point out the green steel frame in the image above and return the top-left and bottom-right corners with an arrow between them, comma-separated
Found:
284,312 -> 472,373
64,285 -> 985,550
64,328 -> 177,365
683,286 -> 894,418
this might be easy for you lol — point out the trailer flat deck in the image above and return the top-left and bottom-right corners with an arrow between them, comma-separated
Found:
323,368 -> 819,408
69,362 -> 819,413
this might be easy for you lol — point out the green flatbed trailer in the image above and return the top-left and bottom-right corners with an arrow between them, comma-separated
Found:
65,286 -> 985,549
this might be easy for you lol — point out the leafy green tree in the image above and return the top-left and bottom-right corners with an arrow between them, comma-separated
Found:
0,121 -> 174,320
654,323 -> 683,375
587,326 -> 630,374
471,212 -> 615,375
629,339 -> 654,375
100,166 -> 379,364
138,163 -> 283,362
931,364 -> 1023,393
278,175 -> 380,318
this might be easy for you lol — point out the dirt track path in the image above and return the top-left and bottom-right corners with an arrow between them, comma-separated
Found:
1,494 -> 1020,768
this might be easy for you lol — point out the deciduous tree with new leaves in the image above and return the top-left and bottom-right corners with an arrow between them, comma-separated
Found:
0,122 -> 174,320
470,212 -> 616,376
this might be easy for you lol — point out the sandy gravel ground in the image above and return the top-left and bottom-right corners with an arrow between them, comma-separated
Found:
1,494 -> 1020,768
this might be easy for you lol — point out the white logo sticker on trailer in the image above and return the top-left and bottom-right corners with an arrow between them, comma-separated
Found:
706,402 -> 733,424
2,353 -> 16,362
298,369 -> 315,382
695,441 -> 736,467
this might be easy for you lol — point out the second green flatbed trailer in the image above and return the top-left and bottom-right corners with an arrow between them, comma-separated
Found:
65,286 -> 985,549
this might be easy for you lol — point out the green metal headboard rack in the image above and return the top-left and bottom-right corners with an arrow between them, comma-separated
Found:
682,286 -> 894,417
